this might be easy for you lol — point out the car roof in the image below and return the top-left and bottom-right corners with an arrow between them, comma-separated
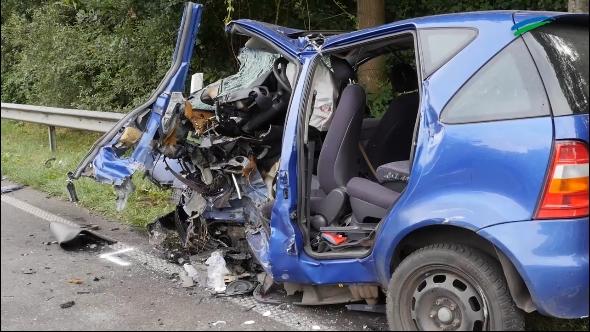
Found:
322,10 -> 565,50
228,10 -> 568,57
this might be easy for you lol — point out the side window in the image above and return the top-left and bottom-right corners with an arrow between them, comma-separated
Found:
441,38 -> 550,124
419,28 -> 477,77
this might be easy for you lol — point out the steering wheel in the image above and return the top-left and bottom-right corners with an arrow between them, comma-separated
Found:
273,57 -> 292,93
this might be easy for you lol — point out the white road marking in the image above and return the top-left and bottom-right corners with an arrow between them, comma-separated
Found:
99,247 -> 134,266
1,194 -> 80,227
1,193 -> 333,331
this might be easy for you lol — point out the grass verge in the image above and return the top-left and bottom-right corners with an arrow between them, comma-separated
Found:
1,120 -> 173,228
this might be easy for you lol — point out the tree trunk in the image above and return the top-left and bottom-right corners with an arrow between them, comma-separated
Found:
356,0 -> 385,94
568,0 -> 589,12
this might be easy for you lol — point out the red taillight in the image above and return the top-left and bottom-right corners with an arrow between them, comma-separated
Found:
535,141 -> 589,219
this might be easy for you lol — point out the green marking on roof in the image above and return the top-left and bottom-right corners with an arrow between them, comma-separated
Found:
513,20 -> 552,36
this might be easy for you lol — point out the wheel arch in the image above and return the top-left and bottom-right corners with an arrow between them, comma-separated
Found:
388,224 -> 536,313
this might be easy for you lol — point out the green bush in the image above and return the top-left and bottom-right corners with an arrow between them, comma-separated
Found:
1,0 -> 567,112
1,0 -> 186,111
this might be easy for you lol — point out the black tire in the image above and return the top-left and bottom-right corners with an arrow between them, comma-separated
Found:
386,243 -> 524,331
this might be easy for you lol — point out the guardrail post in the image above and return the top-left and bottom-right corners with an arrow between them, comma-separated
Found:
48,125 -> 57,154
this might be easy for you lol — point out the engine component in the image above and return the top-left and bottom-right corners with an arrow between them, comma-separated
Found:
184,101 -> 214,135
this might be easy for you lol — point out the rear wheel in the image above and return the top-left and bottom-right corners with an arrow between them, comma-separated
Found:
386,243 -> 524,331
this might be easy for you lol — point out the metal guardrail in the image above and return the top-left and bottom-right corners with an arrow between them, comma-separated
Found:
1,102 -> 124,153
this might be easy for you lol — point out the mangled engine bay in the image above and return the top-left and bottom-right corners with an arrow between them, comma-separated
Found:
116,48 -> 293,269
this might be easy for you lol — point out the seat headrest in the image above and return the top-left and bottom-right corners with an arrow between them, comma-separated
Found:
390,63 -> 418,93
330,56 -> 356,88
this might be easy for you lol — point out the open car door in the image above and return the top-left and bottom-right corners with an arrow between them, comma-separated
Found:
67,2 -> 202,205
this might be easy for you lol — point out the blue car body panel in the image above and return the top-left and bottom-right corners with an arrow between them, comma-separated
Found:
478,218 -> 589,318
370,116 -> 554,284
322,11 -> 530,51
554,114 -> 590,144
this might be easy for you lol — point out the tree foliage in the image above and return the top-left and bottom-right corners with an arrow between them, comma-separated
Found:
1,0 -> 566,112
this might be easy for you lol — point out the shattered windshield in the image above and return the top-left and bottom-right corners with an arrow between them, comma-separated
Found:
190,47 -> 279,110
219,48 -> 280,96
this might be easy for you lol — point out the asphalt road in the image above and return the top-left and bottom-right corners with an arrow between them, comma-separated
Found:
0,181 -> 387,331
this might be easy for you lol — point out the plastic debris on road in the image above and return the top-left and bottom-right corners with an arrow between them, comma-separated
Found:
205,250 -> 230,292
1,184 -> 24,194
67,277 -> 84,284
60,301 -> 76,309
183,263 -> 200,282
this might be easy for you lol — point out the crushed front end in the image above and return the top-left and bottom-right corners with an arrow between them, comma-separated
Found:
68,2 -> 295,278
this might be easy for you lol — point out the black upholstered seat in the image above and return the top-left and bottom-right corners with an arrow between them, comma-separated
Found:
363,63 -> 419,173
346,177 -> 400,223
310,84 -> 365,230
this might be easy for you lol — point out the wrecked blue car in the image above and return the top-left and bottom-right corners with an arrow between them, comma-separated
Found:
70,2 -> 589,330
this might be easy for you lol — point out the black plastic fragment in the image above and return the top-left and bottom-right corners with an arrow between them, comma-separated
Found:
60,301 -> 76,309
49,222 -> 116,247
66,172 -> 79,202
224,280 -> 257,296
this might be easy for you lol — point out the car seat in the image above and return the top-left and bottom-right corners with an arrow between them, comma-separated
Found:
362,63 -> 419,176
309,84 -> 365,230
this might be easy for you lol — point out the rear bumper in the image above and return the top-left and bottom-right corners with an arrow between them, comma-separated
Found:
478,218 -> 589,319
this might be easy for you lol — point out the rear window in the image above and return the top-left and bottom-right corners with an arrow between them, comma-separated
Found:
524,17 -> 589,115
441,38 -> 550,124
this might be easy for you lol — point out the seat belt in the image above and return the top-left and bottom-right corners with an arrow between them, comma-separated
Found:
358,143 -> 379,180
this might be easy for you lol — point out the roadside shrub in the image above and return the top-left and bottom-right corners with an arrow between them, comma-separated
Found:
1,0 -> 567,112
1,0 -> 185,112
